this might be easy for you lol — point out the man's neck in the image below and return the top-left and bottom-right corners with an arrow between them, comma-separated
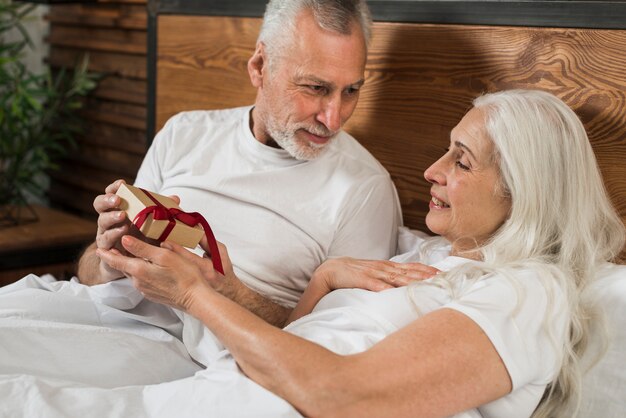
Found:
249,106 -> 281,149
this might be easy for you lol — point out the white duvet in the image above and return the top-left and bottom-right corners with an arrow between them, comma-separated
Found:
0,270 -> 487,418
0,275 -> 298,418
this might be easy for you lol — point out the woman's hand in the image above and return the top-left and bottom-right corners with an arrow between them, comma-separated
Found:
96,234 -> 239,312
313,257 -> 440,293
289,258 -> 440,324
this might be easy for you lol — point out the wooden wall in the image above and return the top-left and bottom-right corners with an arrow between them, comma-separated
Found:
46,0 -> 148,218
155,16 -> 626,254
43,4 -> 626,260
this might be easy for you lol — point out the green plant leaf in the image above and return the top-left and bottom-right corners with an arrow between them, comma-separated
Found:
0,4 -> 98,205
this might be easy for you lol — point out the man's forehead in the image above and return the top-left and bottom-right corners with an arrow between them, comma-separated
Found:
278,10 -> 367,82
293,70 -> 365,88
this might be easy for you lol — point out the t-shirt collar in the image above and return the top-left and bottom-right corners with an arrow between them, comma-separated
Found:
240,106 -> 306,167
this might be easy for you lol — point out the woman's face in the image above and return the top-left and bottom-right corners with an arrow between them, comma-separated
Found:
424,107 -> 512,256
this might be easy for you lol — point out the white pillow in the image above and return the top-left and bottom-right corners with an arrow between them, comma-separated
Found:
392,226 -> 450,264
578,262 -> 626,418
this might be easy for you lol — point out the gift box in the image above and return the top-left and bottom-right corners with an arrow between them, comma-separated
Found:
116,183 -> 204,248
115,184 -> 224,274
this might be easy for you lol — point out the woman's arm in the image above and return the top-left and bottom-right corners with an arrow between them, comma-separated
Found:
99,236 -> 509,417
191,286 -> 511,417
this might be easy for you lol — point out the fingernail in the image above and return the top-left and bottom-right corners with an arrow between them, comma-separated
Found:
108,196 -> 118,204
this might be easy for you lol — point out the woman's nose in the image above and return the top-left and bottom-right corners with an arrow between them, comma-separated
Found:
424,157 -> 446,185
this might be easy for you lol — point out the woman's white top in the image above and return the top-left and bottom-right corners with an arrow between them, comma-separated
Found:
285,242 -> 569,418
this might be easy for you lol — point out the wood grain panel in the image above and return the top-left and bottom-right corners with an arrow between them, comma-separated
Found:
50,161 -> 134,198
45,1 -> 147,222
81,121 -> 146,154
156,16 -> 260,127
49,180 -> 117,217
92,75 -> 147,105
156,15 -> 626,258
68,142 -> 144,175
82,98 -> 146,130
47,4 -> 146,30
47,25 -> 146,54
48,48 -> 146,79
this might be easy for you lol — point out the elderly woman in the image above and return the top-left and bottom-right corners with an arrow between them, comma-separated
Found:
99,89 -> 624,417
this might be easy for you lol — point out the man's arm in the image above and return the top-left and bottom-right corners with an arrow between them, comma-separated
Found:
196,242 -> 292,327
228,282 -> 292,327
330,175 -> 402,260
77,242 -> 111,285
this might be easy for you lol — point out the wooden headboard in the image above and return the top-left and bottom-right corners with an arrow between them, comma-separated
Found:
149,2 -> 626,259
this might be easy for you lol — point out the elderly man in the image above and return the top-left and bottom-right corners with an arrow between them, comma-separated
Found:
77,0 -> 401,327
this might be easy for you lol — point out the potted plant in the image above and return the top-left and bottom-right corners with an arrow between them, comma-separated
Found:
0,0 -> 97,226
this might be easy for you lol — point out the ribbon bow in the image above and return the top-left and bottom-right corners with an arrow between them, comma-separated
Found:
132,188 -> 224,275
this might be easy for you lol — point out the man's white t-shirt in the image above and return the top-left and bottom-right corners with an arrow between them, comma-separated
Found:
135,106 -> 402,306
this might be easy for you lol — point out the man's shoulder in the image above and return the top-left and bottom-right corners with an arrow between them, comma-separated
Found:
166,105 -> 252,127
329,131 -> 391,178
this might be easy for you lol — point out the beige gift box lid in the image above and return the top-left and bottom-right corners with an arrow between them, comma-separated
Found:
116,183 -> 204,248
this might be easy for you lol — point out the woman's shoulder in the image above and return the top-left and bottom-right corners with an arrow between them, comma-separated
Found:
444,262 -> 570,388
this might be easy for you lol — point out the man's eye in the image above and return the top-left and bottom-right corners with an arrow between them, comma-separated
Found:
345,87 -> 360,96
456,161 -> 470,171
308,85 -> 326,93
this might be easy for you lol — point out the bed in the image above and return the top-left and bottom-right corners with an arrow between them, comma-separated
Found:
1,1 -> 625,416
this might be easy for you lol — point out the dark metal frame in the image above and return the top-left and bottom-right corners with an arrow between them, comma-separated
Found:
146,0 -> 626,142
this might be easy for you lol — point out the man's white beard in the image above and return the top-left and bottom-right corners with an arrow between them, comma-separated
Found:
267,122 -> 336,161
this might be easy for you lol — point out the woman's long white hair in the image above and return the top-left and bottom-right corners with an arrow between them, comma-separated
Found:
420,89 -> 624,417
476,89 -> 624,417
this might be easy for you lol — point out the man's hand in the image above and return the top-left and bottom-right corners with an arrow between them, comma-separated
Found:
92,179 -> 131,283
77,179 -> 181,285
77,179 -> 130,285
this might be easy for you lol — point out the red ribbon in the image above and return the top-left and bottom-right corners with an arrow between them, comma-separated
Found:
132,189 -> 224,275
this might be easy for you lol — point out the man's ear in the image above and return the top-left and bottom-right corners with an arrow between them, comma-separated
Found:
248,42 -> 266,88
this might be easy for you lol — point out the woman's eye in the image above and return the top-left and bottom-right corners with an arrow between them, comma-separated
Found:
455,161 -> 470,171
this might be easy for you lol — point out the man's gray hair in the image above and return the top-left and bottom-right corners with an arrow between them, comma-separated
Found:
258,0 -> 372,65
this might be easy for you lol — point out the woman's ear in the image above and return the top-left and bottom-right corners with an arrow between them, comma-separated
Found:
248,42 -> 266,88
